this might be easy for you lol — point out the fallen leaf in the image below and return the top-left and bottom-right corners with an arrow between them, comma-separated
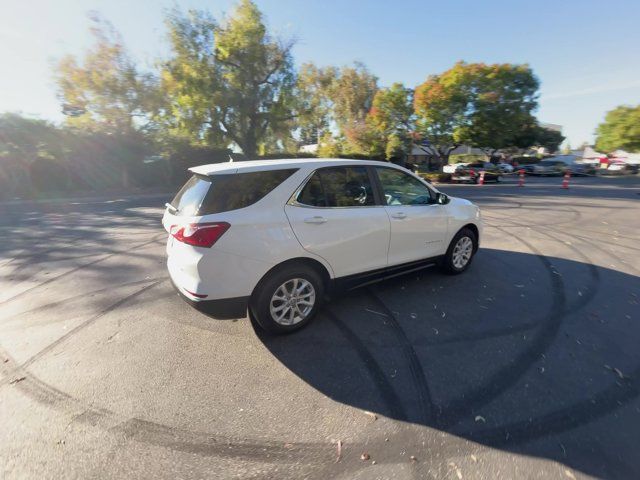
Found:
470,454 -> 477,462
335,440 -> 342,463
474,415 -> 486,423
605,364 -> 629,380
365,309 -> 387,317
9,376 -> 26,385
410,455 -> 417,462
564,469 -> 576,479
363,411 -> 377,421
361,452 -> 370,461
371,460 -> 376,465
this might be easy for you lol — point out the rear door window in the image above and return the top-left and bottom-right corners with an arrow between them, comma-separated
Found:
170,169 -> 297,216
297,166 -> 375,207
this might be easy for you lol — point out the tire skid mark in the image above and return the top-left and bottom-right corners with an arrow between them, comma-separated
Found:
437,228 -> 567,429
0,346 -> 416,475
0,345 -> 336,465
549,229 -> 640,275
2,238 -> 165,271
365,288 -> 434,424
324,309 -> 409,422
0,277 -> 166,327
469,363 -> 640,446
0,233 -> 165,307
487,214 -> 601,315
0,279 -> 166,385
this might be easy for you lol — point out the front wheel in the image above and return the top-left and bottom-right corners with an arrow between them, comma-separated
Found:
441,228 -> 477,274
250,264 -> 324,334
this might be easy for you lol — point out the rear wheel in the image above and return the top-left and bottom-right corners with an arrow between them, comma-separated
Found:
250,264 -> 324,334
441,228 -> 477,274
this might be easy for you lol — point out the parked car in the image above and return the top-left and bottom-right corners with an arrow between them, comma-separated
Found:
566,162 -> 597,176
451,162 -> 502,183
443,162 -> 468,173
497,163 -> 514,173
514,164 -> 537,175
532,160 -> 567,176
162,159 -> 482,333
602,161 -> 639,175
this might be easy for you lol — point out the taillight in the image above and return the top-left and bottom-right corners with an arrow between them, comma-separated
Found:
170,222 -> 230,248
469,169 -> 475,176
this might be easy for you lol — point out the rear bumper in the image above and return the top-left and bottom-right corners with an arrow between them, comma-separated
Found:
170,276 -> 249,319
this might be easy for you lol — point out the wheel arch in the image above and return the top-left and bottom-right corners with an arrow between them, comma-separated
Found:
251,257 -> 332,301
460,223 -> 480,251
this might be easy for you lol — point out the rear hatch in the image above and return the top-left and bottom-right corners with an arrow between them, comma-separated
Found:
163,168 -> 300,249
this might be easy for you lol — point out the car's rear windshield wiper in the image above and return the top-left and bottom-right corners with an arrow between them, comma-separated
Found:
165,203 -> 179,214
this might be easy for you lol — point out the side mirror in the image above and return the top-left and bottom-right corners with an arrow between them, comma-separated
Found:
436,192 -> 450,205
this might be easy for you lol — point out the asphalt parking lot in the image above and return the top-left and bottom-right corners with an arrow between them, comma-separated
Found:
1,174 -> 639,479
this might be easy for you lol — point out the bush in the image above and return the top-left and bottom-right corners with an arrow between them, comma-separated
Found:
419,172 -> 451,183
449,154 -> 487,164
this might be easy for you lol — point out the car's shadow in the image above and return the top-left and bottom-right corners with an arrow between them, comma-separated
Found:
254,249 -> 640,479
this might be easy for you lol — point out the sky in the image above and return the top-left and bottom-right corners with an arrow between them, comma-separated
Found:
1,0 -> 639,147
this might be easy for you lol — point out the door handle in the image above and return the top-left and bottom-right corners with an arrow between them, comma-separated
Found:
391,212 -> 407,219
304,216 -> 327,224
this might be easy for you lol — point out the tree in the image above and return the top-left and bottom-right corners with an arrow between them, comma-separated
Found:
296,63 -> 337,145
414,62 -> 540,165
534,126 -> 564,153
317,131 -> 340,158
161,1 -> 296,157
456,63 -> 539,159
329,63 -> 378,154
413,62 -> 471,165
595,105 -> 640,153
56,14 -> 155,134
367,83 -> 414,160
509,123 -> 564,154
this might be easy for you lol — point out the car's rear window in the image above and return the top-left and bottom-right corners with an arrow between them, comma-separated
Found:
170,169 -> 297,216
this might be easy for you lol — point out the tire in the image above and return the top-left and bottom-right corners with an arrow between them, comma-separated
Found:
441,228 -> 477,274
250,264 -> 325,334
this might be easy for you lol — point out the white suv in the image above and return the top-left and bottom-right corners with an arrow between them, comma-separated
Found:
162,159 -> 482,333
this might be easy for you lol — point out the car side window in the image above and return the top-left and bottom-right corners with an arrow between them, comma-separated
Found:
297,166 -> 375,207
376,167 -> 434,206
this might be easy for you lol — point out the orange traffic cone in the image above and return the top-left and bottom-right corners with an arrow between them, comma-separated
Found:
518,169 -> 525,187
562,171 -> 570,189
478,171 -> 485,186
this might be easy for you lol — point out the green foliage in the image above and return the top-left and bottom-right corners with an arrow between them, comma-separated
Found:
448,154 -> 487,164
367,83 -> 413,159
418,172 -> 451,183
161,1 -> 297,157
296,63 -> 337,144
414,62 -> 539,161
595,105 -> 640,153
317,131 -> 340,158
533,126 -> 564,153
456,63 -> 539,154
56,14 -> 155,134
385,133 -> 405,160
